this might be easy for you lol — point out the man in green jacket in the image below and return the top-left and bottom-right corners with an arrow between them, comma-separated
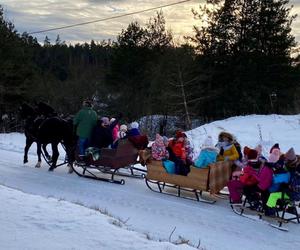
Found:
73,100 -> 98,155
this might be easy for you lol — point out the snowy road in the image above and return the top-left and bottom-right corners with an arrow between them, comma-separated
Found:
1,145 -> 300,250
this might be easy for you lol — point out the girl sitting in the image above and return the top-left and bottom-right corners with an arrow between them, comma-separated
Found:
194,136 -> 219,168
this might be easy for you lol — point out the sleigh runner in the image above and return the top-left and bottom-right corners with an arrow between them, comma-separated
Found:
144,158 -> 233,203
72,139 -> 146,184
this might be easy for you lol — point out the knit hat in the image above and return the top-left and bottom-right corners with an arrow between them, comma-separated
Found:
120,124 -> 127,132
175,130 -> 186,139
248,149 -> 258,161
101,117 -> 110,126
270,143 -> 280,153
243,146 -> 258,161
110,118 -> 116,124
268,148 -> 280,163
130,121 -> 139,129
285,147 -> 297,163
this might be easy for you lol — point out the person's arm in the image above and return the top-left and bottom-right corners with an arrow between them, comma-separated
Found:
73,110 -> 82,126
227,145 -> 239,161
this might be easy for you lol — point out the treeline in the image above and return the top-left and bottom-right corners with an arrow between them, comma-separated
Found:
1,0 -> 300,131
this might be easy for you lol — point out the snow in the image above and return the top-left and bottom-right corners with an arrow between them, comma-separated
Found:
0,114 -> 300,250
186,114 -> 300,159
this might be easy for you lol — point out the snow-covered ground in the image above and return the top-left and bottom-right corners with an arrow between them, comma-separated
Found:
186,114 -> 300,159
0,115 -> 300,250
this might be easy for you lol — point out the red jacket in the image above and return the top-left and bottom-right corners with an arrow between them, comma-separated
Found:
240,165 -> 258,186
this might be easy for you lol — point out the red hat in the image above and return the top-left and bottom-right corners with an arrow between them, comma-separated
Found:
175,130 -> 186,139
243,146 -> 258,160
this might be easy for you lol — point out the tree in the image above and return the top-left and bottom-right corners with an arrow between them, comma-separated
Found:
191,0 -> 298,116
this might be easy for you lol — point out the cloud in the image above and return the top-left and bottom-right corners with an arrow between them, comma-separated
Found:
1,0 -> 299,45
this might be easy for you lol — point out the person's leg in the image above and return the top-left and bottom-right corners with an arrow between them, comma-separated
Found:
78,137 -> 88,155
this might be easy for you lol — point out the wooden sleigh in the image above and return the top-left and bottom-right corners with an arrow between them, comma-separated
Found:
72,139 -> 146,184
144,157 -> 233,203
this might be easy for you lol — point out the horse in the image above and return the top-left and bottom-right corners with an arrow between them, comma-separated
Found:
19,103 -> 51,167
19,103 -> 76,171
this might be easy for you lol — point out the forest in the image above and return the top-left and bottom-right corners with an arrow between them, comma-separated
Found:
1,0 -> 300,132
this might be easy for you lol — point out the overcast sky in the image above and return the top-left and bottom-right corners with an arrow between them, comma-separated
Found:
1,0 -> 300,45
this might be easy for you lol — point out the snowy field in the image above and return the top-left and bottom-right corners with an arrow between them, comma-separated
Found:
0,114 -> 300,250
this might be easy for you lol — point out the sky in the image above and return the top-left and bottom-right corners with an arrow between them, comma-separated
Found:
1,0 -> 300,45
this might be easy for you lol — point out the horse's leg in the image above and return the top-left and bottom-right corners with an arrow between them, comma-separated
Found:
24,138 -> 33,164
48,142 -> 59,171
65,144 -> 74,174
42,144 -> 52,162
35,142 -> 42,168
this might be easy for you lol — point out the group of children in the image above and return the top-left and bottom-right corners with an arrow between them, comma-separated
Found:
151,130 -> 300,217
228,144 -> 300,216
151,130 -> 241,175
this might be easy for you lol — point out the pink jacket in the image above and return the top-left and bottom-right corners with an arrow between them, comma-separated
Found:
257,165 -> 273,191
112,124 -> 120,142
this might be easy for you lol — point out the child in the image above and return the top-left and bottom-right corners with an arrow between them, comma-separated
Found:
194,136 -> 219,168
216,132 -> 239,162
151,134 -> 169,161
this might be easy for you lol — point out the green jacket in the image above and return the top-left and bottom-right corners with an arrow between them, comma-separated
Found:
73,107 -> 98,139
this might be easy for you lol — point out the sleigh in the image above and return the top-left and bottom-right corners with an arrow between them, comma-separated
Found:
72,139 -> 146,184
231,193 -> 300,231
144,159 -> 233,203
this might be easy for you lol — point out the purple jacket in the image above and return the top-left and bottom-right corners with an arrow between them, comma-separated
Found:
257,165 -> 273,191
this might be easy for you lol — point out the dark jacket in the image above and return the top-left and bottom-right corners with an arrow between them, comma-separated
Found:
89,119 -> 119,149
127,128 -> 140,137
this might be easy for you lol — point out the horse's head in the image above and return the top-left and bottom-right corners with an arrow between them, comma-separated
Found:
19,103 -> 37,120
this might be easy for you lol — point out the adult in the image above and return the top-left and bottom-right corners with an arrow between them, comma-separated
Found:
89,116 -> 120,149
73,100 -> 98,155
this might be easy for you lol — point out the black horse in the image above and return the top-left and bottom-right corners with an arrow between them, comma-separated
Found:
19,103 -> 75,171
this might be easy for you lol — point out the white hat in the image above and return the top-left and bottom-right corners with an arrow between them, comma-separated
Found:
120,124 -> 127,132
202,136 -> 219,153
110,118 -> 116,124
130,121 -> 139,129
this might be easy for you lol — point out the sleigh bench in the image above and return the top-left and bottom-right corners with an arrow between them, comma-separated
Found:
144,159 -> 233,203
73,139 -> 145,184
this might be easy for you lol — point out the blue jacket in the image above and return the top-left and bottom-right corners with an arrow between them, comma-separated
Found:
194,149 -> 218,168
127,128 -> 140,137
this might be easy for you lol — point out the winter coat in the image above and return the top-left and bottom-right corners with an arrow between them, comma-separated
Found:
127,128 -> 140,137
217,143 -> 239,162
257,165 -> 273,191
112,124 -> 120,142
240,165 -> 259,186
169,140 -> 186,161
73,106 -> 98,139
228,179 -> 244,203
194,149 -> 218,168
151,135 -> 169,161
89,119 -> 119,149
185,139 -> 194,163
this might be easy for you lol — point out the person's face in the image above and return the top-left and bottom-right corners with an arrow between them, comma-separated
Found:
177,137 -> 184,142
